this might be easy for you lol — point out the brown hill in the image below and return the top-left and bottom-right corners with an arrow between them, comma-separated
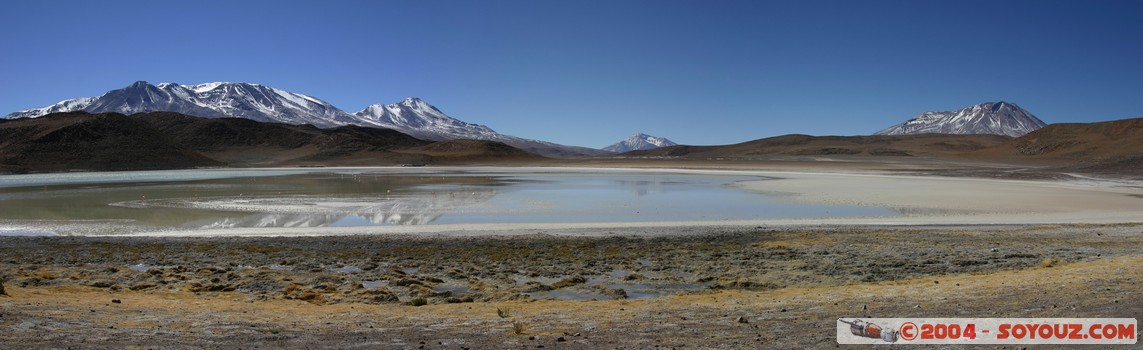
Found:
972,118 -> 1143,172
406,139 -> 546,161
0,112 -> 546,173
623,134 -> 1010,159
620,120 -> 1142,176
133,112 -> 432,166
0,112 -> 222,172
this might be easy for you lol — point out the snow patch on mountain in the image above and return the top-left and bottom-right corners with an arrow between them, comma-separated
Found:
875,101 -> 1046,137
603,133 -> 678,153
5,97 -> 96,119
352,97 -> 501,141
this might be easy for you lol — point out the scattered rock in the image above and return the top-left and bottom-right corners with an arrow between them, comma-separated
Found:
736,316 -> 749,323
1003,253 -> 1038,259
522,282 -> 554,293
551,275 -> 587,289
184,282 -> 204,293
392,278 -> 427,287
129,283 -> 157,291
952,259 -> 988,267
284,283 -> 328,303
356,288 -> 400,303
196,267 -> 224,275
601,288 -> 627,300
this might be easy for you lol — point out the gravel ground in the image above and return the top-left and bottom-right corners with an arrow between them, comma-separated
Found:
2,223 -> 1142,348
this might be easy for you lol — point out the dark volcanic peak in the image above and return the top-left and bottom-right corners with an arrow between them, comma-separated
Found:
876,101 -> 1046,137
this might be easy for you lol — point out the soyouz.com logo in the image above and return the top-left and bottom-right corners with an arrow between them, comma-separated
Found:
837,318 -> 1137,345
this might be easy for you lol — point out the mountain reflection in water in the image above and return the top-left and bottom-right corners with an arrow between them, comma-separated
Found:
141,190 -> 500,228
0,168 -> 898,236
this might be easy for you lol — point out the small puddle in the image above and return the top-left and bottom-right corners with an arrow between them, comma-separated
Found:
331,266 -> 363,274
0,229 -> 55,236
606,282 -> 714,299
362,280 -> 387,289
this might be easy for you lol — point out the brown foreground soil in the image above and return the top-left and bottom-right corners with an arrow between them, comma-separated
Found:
2,224 -> 1142,348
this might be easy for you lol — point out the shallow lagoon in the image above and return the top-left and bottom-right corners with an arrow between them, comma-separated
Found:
0,167 -> 895,236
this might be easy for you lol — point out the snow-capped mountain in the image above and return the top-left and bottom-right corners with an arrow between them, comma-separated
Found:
603,133 -> 678,153
3,81 -> 605,157
875,101 -> 1046,137
6,81 -> 355,127
352,97 -> 501,141
351,98 -> 606,156
4,97 -> 96,119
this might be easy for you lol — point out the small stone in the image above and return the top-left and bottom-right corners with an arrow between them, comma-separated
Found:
111,299 -> 121,304
556,337 -> 566,342
736,316 -> 749,323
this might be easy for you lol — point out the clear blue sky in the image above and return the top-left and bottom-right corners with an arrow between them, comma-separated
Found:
2,0 -> 1141,148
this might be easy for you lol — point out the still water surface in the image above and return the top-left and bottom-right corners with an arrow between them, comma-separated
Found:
0,168 -> 894,235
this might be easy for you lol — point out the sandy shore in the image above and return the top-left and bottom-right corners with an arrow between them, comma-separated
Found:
736,170 -> 1143,225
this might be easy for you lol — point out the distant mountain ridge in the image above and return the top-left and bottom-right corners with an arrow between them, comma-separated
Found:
875,101 -> 1046,137
603,133 -> 677,153
4,81 -> 605,157
5,81 -> 355,126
